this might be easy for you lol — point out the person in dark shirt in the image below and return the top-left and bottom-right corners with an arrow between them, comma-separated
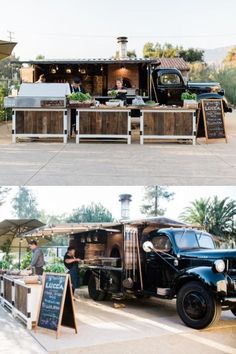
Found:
64,246 -> 81,294
70,77 -> 85,94
70,77 -> 86,136
27,240 -> 45,275
108,78 -> 127,102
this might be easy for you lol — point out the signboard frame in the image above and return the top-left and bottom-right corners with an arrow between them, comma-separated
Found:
36,273 -> 77,338
196,99 -> 227,143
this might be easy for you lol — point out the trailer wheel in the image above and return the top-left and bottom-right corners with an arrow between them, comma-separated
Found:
231,308 -> 236,317
177,281 -> 221,329
88,274 -> 106,301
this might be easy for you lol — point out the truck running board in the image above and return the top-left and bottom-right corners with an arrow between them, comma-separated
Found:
157,288 -> 171,296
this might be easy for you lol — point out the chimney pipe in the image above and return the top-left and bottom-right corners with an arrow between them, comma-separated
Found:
119,194 -> 132,220
117,36 -> 128,60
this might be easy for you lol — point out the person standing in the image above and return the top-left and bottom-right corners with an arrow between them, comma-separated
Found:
70,77 -> 85,136
28,240 -> 45,275
108,78 -> 127,102
64,246 -> 81,294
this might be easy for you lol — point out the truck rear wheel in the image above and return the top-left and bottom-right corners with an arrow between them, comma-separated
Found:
88,274 -> 106,301
177,281 -> 221,329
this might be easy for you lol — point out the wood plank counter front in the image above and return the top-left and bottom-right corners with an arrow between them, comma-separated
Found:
12,108 -> 68,143
75,108 -> 131,144
140,108 -> 196,145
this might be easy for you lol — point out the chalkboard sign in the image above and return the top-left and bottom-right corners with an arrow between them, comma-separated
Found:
197,99 -> 227,143
36,273 -> 77,338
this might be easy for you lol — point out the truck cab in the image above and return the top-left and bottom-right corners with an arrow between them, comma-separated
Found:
153,68 -> 232,112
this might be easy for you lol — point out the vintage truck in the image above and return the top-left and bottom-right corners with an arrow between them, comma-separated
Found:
82,226 -> 236,329
152,68 -> 232,112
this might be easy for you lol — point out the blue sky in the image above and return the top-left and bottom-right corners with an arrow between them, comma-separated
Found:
1,0 -> 236,60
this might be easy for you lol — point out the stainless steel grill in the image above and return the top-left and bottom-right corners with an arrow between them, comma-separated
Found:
4,83 -> 70,108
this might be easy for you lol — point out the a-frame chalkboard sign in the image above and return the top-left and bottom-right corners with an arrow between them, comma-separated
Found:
36,273 -> 78,338
196,99 -> 227,143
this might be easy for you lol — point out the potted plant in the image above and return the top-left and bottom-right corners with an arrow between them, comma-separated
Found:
67,92 -> 93,108
181,91 -> 198,109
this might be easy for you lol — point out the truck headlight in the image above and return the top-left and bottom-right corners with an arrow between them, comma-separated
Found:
214,259 -> 225,273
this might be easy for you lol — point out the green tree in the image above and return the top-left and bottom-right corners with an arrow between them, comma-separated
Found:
39,210 -> 66,226
35,54 -> 45,60
11,187 -> 40,219
140,186 -> 175,217
179,48 -> 204,63
208,196 -> 236,237
180,198 -> 211,227
67,202 -> 114,223
223,47 -> 236,67
143,42 -> 179,58
180,196 -> 236,238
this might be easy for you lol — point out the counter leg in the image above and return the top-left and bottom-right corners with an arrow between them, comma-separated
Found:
192,112 -> 196,145
128,112 -> 131,144
12,110 -> 16,143
140,112 -> 144,145
63,110 -> 67,144
76,110 -> 80,144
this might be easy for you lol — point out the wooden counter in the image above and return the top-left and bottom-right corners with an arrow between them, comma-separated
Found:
75,108 -> 131,144
140,108 -> 196,145
12,108 -> 68,143
0,276 -> 42,329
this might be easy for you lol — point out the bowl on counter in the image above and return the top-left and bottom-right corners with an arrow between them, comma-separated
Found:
105,100 -> 121,107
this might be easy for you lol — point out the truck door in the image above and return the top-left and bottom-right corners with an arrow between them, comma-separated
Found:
144,234 -> 177,294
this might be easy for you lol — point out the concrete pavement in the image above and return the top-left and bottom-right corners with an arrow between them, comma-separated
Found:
0,112 -> 236,185
0,306 -> 46,354
30,288 -> 236,353
1,288 -> 235,354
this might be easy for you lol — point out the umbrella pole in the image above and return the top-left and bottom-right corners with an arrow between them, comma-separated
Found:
18,239 -> 22,270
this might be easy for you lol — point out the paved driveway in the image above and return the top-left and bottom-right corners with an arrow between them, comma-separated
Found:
0,112 -> 235,185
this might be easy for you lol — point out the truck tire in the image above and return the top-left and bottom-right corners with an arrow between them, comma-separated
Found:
231,308 -> 236,317
88,274 -> 106,301
177,281 -> 221,329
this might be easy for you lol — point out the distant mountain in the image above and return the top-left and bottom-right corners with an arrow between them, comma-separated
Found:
204,45 -> 235,65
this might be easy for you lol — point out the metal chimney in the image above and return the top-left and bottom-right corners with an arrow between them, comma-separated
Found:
117,36 -> 128,60
119,194 -> 132,220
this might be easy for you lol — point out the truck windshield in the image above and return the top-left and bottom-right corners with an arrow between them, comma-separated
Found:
174,230 -> 215,250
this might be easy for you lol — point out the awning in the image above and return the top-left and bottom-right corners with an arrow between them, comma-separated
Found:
0,219 -> 45,248
0,40 -> 17,60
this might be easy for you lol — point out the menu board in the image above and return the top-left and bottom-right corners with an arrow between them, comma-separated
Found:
197,99 -> 227,142
37,273 -> 77,337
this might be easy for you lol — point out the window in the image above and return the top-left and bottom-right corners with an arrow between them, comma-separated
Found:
151,235 -> 172,252
174,230 -> 215,250
160,74 -> 181,85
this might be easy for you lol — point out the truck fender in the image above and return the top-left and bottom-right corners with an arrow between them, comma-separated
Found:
174,266 -> 226,296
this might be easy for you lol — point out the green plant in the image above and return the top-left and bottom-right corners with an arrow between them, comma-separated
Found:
68,92 -> 91,102
110,90 -> 117,98
20,251 -> 32,270
44,262 -> 66,273
181,92 -> 197,100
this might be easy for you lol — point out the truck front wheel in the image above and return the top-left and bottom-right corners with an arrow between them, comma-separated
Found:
88,274 -> 106,301
177,281 -> 221,329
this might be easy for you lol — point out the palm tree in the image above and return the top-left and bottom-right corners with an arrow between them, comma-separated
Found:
208,197 -> 236,236
180,198 -> 211,228
180,196 -> 236,238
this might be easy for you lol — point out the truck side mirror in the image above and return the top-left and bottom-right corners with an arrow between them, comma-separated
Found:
142,241 -> 154,253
